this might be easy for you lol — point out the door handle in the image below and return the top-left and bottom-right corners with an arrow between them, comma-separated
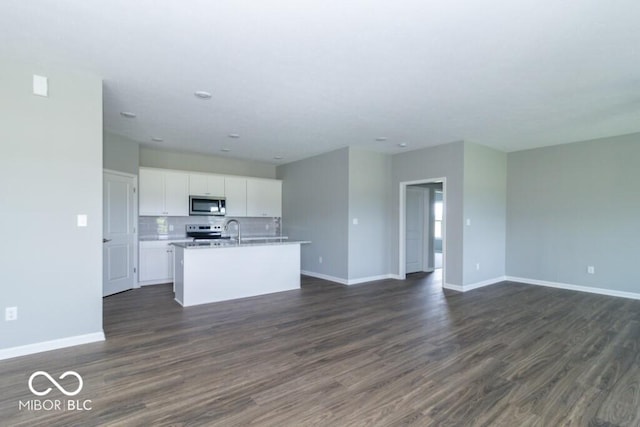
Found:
103,238 -> 112,243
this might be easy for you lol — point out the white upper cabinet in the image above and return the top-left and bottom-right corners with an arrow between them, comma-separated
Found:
246,178 -> 282,217
163,171 -> 189,216
139,168 -> 189,216
189,174 -> 225,197
139,168 -> 281,218
224,177 -> 247,217
139,168 -> 164,215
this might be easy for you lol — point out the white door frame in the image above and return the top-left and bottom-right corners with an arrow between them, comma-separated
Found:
103,169 -> 139,292
399,177 -> 446,282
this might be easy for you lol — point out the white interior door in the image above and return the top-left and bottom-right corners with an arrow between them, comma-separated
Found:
103,171 -> 136,296
406,187 -> 424,274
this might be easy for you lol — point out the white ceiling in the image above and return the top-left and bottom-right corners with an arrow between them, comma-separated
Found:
2,1 -> 640,164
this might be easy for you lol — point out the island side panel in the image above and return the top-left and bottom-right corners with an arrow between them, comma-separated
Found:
174,246 -> 185,305
182,244 -> 301,307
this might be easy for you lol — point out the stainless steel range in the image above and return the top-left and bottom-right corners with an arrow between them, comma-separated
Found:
185,224 -> 229,241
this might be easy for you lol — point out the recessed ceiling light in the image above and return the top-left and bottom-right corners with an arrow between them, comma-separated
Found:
228,133 -> 240,139
151,137 -> 163,142
375,137 -> 388,142
273,156 -> 284,160
398,143 -> 408,148
194,91 -> 212,100
120,112 -> 136,118
221,148 -> 231,152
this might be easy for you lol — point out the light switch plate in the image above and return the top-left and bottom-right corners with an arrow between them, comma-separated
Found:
77,214 -> 88,227
33,75 -> 48,97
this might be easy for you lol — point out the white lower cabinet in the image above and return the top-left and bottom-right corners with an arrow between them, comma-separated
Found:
139,240 -> 187,285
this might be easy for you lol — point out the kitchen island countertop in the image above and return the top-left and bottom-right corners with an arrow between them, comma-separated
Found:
171,239 -> 309,249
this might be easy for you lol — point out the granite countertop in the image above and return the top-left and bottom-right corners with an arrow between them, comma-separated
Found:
171,239 -> 310,249
139,236 -> 190,242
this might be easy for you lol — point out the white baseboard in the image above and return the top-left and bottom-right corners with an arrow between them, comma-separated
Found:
301,270 -> 348,285
301,271 -> 400,286
443,283 -> 464,292
505,276 -> 640,301
443,276 -> 506,292
347,274 -> 400,285
139,280 -> 172,286
0,332 -> 105,361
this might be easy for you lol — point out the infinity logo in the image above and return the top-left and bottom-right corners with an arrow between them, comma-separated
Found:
28,371 -> 84,397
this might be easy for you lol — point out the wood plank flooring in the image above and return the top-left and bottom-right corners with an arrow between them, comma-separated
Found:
2,272 -> 640,426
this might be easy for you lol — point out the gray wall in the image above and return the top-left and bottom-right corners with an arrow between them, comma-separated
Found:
277,148 -> 350,279
348,148 -> 391,280
140,146 -> 276,178
0,61 -> 103,350
391,141 -> 465,285
463,142 -> 507,285
506,133 -> 640,293
104,131 -> 139,175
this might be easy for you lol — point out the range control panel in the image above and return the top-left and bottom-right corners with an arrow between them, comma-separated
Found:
186,224 -> 222,232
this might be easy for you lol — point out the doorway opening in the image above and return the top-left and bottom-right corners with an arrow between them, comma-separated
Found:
399,178 -> 446,286
434,189 -> 443,270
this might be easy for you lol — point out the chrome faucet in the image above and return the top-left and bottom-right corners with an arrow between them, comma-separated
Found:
224,219 -> 241,243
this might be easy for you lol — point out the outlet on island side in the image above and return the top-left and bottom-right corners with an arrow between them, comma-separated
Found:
587,265 -> 595,275
319,256 -> 323,264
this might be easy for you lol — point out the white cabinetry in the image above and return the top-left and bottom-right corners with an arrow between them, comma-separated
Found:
224,177 -> 247,216
138,169 -> 164,214
164,171 -> 189,215
247,178 -> 282,217
139,168 -> 189,216
139,240 -> 176,285
139,168 -> 282,218
189,174 -> 225,197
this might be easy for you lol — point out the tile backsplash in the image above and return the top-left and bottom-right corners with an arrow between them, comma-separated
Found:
139,216 -> 281,239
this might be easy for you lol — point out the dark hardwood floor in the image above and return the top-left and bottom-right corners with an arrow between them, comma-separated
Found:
2,272 -> 640,426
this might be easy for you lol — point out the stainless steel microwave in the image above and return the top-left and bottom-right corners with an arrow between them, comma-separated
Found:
189,196 -> 226,216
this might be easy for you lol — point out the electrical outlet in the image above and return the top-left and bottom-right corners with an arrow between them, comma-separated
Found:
169,224 -> 174,232
265,224 -> 270,230
587,266 -> 595,274
476,263 -> 480,271
5,307 -> 17,321
319,256 -> 323,264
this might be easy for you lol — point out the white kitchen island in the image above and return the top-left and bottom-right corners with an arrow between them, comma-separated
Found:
172,239 -> 309,307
